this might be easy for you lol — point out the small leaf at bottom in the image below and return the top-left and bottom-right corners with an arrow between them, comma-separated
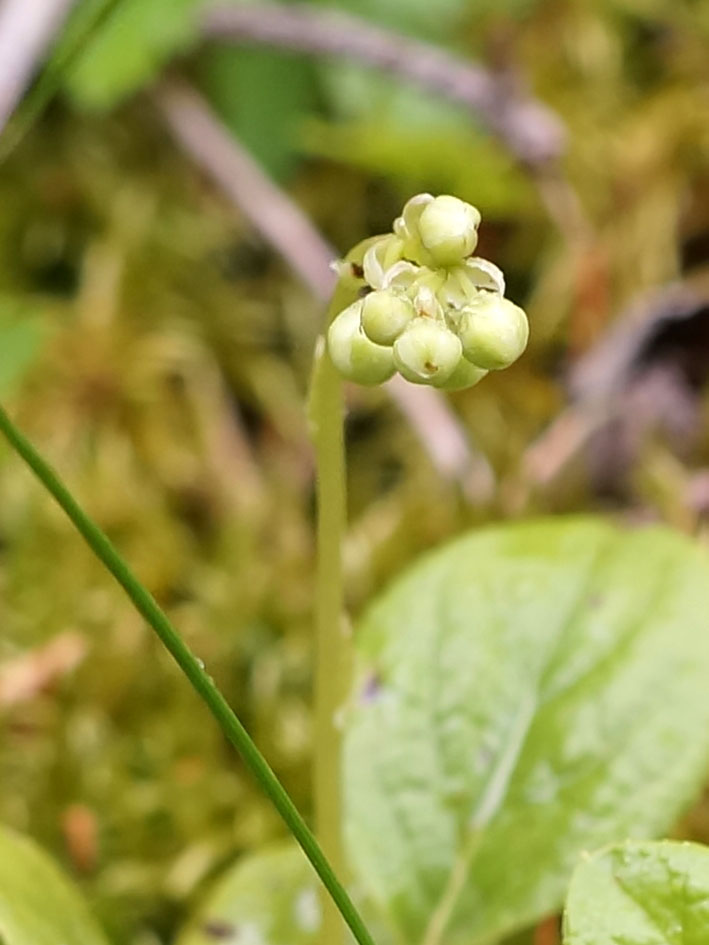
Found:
563,840 -> 709,944
0,824 -> 108,945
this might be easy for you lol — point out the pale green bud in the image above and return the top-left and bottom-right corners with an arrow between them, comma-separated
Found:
360,290 -> 415,346
327,301 -> 395,385
417,196 -> 481,267
458,294 -> 529,370
393,318 -> 462,386
437,358 -> 488,391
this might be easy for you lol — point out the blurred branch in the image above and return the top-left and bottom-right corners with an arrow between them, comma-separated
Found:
202,2 -> 592,245
155,78 -> 336,301
387,375 -> 493,498
202,1 -> 565,169
524,277 -> 709,490
0,0 -> 77,135
154,79 -> 494,497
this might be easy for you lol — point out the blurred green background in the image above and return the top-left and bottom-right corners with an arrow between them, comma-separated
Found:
1,0 -> 709,942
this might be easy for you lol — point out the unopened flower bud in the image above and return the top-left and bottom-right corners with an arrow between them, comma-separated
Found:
328,301 -> 395,385
458,294 -> 529,370
417,196 -> 481,267
437,358 -> 488,391
360,290 -> 415,346
393,318 -> 462,386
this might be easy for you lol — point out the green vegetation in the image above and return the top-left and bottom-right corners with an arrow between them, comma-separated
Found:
2,0 -> 709,943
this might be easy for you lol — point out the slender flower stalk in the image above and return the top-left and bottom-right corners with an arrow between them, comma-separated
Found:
305,196 -> 528,945
0,401 -> 377,945
307,279 -> 359,945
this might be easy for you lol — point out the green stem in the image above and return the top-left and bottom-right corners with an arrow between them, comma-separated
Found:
307,281 -> 358,945
0,401 -> 375,945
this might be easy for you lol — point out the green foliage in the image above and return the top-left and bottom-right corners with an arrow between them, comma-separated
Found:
177,845 -> 320,945
3,0 -> 709,942
0,824 -> 108,945
302,120 -> 535,217
177,842 -> 397,945
344,518 -> 709,944
65,0 -> 207,108
563,840 -> 709,944
202,47 -> 319,181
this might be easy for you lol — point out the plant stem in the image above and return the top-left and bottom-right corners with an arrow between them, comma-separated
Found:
0,401 -> 376,945
307,281 -> 357,945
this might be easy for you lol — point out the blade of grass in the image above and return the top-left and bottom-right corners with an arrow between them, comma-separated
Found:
0,401 -> 376,945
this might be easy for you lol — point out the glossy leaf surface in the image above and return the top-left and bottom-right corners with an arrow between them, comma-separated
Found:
177,845 -> 321,945
563,840 -> 709,944
0,825 -> 108,945
344,518 -> 709,944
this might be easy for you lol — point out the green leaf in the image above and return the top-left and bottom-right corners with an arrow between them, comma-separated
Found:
563,840 -> 709,944
344,518 -> 709,945
176,845 -> 321,945
65,0 -> 206,109
202,47 -> 318,181
302,119 -> 534,215
0,824 -> 109,945
177,843 -> 394,945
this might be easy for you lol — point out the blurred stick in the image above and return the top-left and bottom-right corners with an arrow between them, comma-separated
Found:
202,2 -> 591,250
0,0 -> 77,135
202,1 -> 564,169
155,78 -> 336,301
154,79 -> 494,497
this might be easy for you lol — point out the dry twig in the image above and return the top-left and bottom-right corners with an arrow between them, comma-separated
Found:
0,0 -> 77,135
202,3 -> 591,247
202,1 -> 565,168
156,78 -> 337,302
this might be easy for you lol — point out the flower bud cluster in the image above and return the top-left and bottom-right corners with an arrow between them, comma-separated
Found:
327,194 -> 529,390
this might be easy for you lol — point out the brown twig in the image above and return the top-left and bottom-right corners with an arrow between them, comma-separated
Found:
0,0 -> 77,135
155,78 -> 337,301
202,2 -> 565,169
202,3 -> 592,248
154,79 -> 493,495
524,278 -> 709,489
387,375 -> 494,499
